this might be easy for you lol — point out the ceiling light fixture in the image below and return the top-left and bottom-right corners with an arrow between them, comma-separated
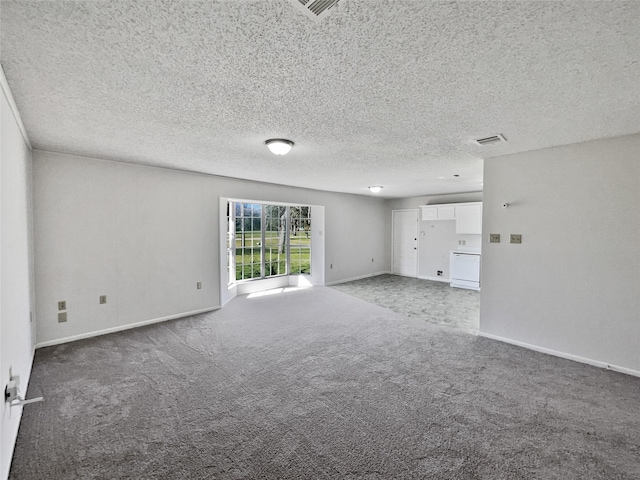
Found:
369,186 -> 383,193
265,138 -> 294,155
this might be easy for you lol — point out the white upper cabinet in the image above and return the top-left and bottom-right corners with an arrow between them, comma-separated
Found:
421,206 -> 438,220
420,205 -> 455,221
455,203 -> 483,234
420,202 -> 483,234
437,205 -> 455,220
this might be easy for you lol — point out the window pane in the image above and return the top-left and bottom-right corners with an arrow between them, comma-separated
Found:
264,204 -> 286,278
288,205 -> 311,275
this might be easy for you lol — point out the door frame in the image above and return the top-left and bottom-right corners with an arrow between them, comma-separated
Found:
391,209 -> 419,277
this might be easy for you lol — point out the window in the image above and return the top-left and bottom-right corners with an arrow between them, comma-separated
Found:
234,203 -> 262,281
229,202 -> 311,283
265,205 -> 287,277
289,206 -> 311,275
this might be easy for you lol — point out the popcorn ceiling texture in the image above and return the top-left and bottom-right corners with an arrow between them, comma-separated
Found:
1,1 -> 639,198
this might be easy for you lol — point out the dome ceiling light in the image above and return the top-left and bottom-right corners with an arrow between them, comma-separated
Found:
265,138 -> 294,155
369,186 -> 383,193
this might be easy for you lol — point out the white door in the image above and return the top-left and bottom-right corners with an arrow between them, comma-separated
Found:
393,210 -> 418,277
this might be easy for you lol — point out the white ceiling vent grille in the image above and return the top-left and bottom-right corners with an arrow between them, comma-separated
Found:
287,0 -> 341,22
474,134 -> 506,146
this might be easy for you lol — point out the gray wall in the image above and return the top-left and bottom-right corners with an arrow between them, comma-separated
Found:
33,151 -> 220,346
33,150 -> 387,346
1,75 -> 35,480
480,133 -> 640,374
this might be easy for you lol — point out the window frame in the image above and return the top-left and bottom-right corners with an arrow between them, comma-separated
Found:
228,201 -> 311,284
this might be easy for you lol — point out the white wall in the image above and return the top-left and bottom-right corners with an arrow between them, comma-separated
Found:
480,133 -> 640,374
384,193 -> 483,279
1,72 -> 35,480
34,151 -> 387,346
418,220 -> 481,281
33,151 -> 220,346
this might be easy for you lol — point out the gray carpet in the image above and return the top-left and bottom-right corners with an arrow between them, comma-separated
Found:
11,287 -> 640,479
330,274 -> 480,333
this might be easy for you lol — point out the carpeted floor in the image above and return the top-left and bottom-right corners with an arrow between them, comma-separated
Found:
330,274 -> 480,333
11,287 -> 640,479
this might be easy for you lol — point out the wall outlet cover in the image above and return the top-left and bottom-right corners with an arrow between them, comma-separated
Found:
510,234 -> 522,244
100,295 -> 107,304
197,282 -> 202,289
58,301 -> 66,311
489,234 -> 500,243
58,312 -> 67,323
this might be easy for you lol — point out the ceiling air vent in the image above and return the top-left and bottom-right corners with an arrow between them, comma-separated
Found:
287,0 -> 341,22
474,134 -> 506,146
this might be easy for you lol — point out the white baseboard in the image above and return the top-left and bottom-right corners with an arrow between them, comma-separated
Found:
35,307 -> 220,349
418,275 -> 450,283
478,332 -> 640,378
325,271 -> 391,286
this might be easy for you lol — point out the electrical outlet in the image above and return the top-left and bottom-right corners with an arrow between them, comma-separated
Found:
197,282 -> 202,289
371,258 -> 374,262
99,295 -> 107,304
458,240 -> 466,245
58,312 -> 67,323
330,264 -> 333,269
58,301 -> 66,311
437,270 -> 443,277
489,234 -> 500,243
510,234 -> 522,244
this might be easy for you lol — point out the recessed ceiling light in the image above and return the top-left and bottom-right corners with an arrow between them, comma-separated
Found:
453,174 -> 460,177
369,186 -> 383,193
265,138 -> 294,155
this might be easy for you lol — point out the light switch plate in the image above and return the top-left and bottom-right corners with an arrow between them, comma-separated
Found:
197,282 -> 202,289
489,234 -> 500,243
58,301 -> 66,311
58,312 -> 67,323
100,295 -> 107,304
510,234 -> 522,244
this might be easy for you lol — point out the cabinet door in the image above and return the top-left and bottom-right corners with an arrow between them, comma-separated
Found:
438,205 -> 455,220
421,206 -> 438,221
456,203 -> 482,234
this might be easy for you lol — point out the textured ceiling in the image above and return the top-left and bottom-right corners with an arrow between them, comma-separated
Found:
1,0 -> 639,198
